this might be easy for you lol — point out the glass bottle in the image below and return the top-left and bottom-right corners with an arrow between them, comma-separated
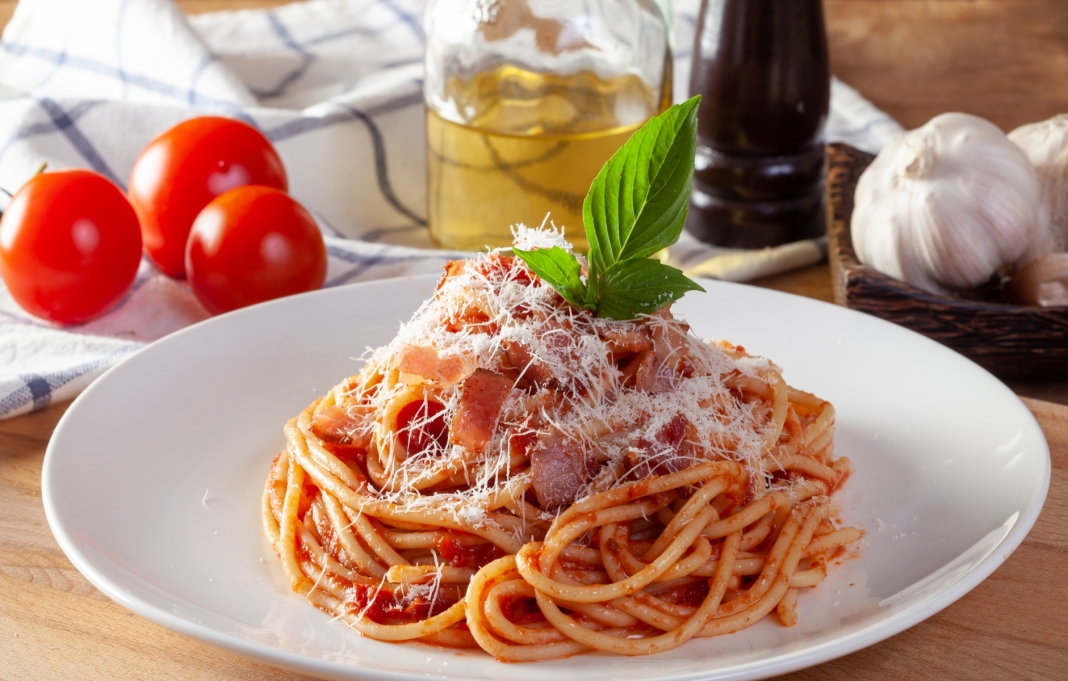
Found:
685,0 -> 830,248
424,0 -> 673,251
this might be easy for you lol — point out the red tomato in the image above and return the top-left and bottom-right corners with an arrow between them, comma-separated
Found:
185,186 -> 327,315
0,170 -> 142,324
128,116 -> 287,278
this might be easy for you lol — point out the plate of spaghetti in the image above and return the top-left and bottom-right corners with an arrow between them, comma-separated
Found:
43,236 -> 1049,681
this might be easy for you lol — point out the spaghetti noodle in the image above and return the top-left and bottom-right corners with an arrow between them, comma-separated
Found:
262,229 -> 861,660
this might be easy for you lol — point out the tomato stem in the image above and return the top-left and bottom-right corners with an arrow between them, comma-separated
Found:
0,163 -> 48,215
0,163 -> 47,201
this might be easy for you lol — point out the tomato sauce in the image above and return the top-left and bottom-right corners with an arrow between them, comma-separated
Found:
660,579 -> 711,607
396,400 -> 448,455
346,584 -> 459,624
508,431 -> 537,459
435,531 -> 505,569
498,594 -> 545,625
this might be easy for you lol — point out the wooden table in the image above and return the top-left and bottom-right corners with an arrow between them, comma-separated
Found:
3,1 -> 1068,679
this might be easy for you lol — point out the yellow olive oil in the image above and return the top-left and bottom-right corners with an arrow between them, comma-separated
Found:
427,66 -> 670,251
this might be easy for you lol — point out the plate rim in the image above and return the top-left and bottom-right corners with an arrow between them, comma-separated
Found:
41,274 -> 1053,681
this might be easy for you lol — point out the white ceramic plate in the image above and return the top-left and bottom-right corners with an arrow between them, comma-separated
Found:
43,275 -> 1050,681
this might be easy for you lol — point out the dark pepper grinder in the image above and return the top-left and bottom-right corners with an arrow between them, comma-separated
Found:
685,0 -> 830,248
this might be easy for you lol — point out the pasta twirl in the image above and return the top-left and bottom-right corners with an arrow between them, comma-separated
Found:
263,233 -> 861,660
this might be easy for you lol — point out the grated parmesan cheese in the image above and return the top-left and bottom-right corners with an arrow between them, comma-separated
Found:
332,228 -> 782,533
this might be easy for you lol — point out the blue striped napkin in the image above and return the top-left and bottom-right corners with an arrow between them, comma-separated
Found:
0,0 -> 903,419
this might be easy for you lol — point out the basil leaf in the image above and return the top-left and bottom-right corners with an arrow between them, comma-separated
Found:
512,98 -> 706,321
513,247 -> 589,309
595,258 -> 705,321
583,95 -> 701,277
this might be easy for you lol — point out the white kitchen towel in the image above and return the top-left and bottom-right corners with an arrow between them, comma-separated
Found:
0,0 -> 903,419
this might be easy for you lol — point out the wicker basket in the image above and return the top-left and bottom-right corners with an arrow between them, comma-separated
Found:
826,142 -> 1068,380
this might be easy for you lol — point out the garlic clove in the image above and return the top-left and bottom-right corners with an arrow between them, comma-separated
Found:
851,112 -> 1040,295
1009,253 -> 1068,306
1009,114 -> 1068,264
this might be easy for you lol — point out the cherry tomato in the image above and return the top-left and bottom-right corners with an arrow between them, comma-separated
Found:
128,116 -> 287,278
0,170 -> 142,324
185,186 -> 327,315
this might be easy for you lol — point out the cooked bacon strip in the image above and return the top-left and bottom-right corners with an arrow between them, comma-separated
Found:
503,340 -> 556,389
657,413 -> 688,448
620,350 -> 654,391
471,253 -> 532,285
618,349 -> 679,393
438,259 -> 467,287
451,369 -> 514,453
531,435 -> 598,509
652,309 -> 695,377
309,402 -> 372,449
398,345 -> 473,384
625,414 -> 694,478
601,326 -> 652,355
447,307 -> 493,334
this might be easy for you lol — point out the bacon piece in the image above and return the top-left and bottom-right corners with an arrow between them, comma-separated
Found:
657,414 -> 688,450
503,340 -> 556,389
471,253 -> 532,286
601,326 -> 652,355
451,369 -> 514,453
438,260 -> 467,288
531,435 -> 598,509
618,349 -> 677,393
625,414 -> 694,478
397,345 -> 473,384
620,350 -> 654,391
309,402 -> 372,449
507,318 -> 588,389
446,306 -> 493,334
651,309 -> 695,378
437,261 -> 497,332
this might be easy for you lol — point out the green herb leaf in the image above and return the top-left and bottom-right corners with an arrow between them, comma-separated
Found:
512,97 -> 705,320
513,247 -> 589,309
583,95 -> 701,278
595,258 -> 705,321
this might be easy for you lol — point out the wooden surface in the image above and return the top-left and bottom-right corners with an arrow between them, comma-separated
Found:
3,0 -> 1068,680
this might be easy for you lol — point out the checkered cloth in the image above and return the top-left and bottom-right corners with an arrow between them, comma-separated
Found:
0,0 -> 903,419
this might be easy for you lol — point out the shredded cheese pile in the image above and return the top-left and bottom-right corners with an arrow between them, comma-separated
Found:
328,227 -> 780,539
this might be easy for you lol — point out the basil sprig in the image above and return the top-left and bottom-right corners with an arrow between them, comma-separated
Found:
514,96 -> 705,320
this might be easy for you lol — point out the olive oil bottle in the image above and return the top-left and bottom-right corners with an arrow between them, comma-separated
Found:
426,66 -> 671,252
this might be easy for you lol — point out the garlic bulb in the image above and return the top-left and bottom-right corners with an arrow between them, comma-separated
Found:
1008,114 -> 1068,262
851,112 -> 1041,295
